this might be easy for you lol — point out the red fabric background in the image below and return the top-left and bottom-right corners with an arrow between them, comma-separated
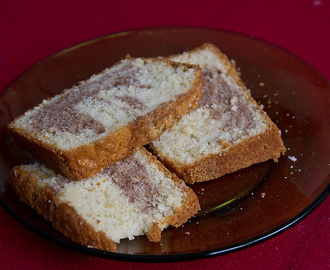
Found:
0,0 -> 329,269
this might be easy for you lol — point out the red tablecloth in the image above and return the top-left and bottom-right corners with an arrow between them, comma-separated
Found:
1,0 -> 329,269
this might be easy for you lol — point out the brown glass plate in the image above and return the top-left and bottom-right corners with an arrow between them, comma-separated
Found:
0,27 -> 329,262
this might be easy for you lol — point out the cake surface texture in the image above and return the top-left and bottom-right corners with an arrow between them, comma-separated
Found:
9,148 -> 200,252
149,44 -> 286,184
8,57 -> 202,180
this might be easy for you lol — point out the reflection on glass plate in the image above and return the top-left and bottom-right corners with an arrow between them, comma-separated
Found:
0,27 -> 329,262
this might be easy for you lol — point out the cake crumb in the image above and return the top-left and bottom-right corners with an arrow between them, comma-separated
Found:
288,156 -> 297,162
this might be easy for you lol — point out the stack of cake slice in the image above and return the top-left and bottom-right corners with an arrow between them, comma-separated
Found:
8,44 -> 285,252
8,57 -> 202,252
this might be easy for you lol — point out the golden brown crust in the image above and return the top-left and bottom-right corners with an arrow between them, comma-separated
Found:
8,61 -> 202,181
9,168 -> 39,208
9,166 -> 117,251
149,43 -> 286,184
151,125 -> 286,184
146,223 -> 162,242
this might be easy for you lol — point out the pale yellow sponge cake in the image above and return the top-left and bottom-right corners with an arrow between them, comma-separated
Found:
149,44 -> 286,184
8,57 -> 202,181
9,148 -> 200,252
